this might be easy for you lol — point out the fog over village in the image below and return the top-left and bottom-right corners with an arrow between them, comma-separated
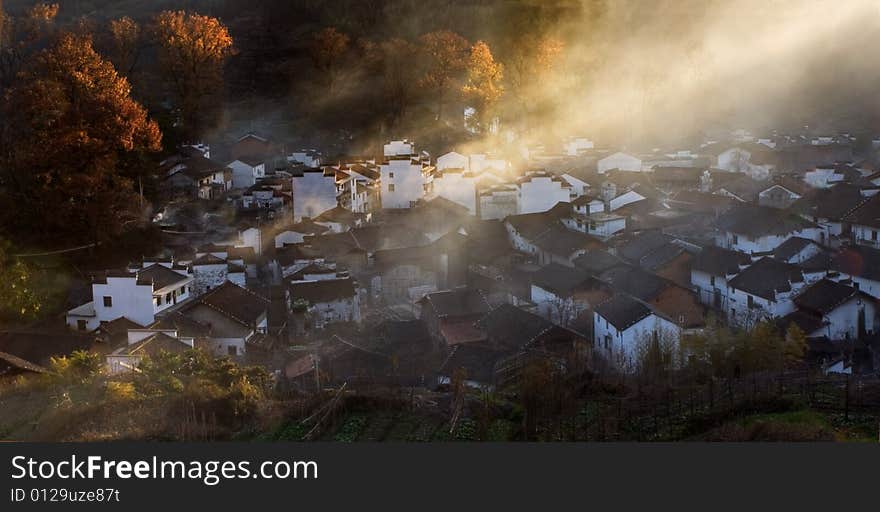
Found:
3,0 -> 880,442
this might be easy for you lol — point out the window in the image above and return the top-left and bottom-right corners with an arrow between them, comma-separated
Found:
165,292 -> 172,303
388,184 -> 395,192
102,296 -> 112,308
732,235 -> 738,245
747,295 -> 754,308
710,276 -> 716,287
389,172 -> 394,178
77,319 -> 87,331
227,346 -> 238,356
873,230 -> 878,241
604,335 -> 611,351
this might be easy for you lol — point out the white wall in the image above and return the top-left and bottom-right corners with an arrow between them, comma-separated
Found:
432,171 -> 477,214
92,277 -> 156,327
818,297 -> 876,341
480,188 -> 517,220
381,159 -> 424,209
593,311 -> 681,370
715,228 -> 823,254
228,161 -> 265,189
517,177 -> 570,214
436,151 -> 469,171
293,171 -> 337,221
598,152 -> 642,174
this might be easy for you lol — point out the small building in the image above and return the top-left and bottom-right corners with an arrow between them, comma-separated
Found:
597,152 -> 642,174
690,246 -> 751,311
593,294 -> 681,370
292,167 -> 338,221
178,281 -> 270,356
227,156 -> 267,189
287,277 -> 361,329
788,279 -> 877,341
515,170 -> 571,215
726,257 -> 809,327
715,205 -> 822,254
66,264 -> 194,332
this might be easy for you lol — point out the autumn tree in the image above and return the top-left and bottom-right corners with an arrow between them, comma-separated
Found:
310,27 -> 349,92
503,33 -> 565,132
0,2 -> 59,90
152,11 -> 233,139
108,16 -> 141,76
461,40 -> 504,133
0,34 -> 161,248
418,30 -> 469,120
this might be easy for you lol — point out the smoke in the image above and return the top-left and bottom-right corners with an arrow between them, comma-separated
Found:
517,0 -> 880,149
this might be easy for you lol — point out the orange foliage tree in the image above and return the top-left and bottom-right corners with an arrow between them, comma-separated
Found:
0,34 -> 161,246
461,41 -> 504,133
152,10 -> 233,139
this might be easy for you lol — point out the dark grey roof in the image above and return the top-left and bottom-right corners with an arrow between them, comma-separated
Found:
778,310 -> 824,336
288,278 -> 357,304
573,250 -> 626,275
842,192 -> 880,228
419,288 -> 489,318
794,279 -> 860,315
727,257 -> 805,300
832,244 -> 880,281
691,246 -> 751,277
530,263 -> 592,296
475,304 -> 557,351
617,231 -> 673,263
791,184 -> 867,222
599,264 -> 670,301
638,242 -> 688,271
194,281 -> 269,326
772,237 -> 815,261
595,294 -> 653,331
716,204 -> 817,238
136,264 -> 189,290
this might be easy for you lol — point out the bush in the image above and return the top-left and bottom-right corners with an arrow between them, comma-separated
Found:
105,381 -> 138,402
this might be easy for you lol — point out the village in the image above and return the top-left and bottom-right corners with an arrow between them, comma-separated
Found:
3,1 -> 880,443
1,128 -> 878,396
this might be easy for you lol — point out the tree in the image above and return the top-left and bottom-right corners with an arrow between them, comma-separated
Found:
0,2 -> 59,90
0,33 -> 161,247
418,30 -> 469,120
310,27 -> 349,92
461,40 -> 504,133
0,240 -> 45,321
152,11 -> 233,140
108,16 -> 141,76
364,37 -> 418,127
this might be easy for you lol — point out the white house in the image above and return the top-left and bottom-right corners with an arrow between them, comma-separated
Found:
287,276 -> 361,328
516,170 -> 571,214
563,137 -> 594,156
227,157 -> 267,189
431,168 -> 478,214
469,154 -> 508,174
380,157 -> 426,209
715,206 -> 823,254
725,257 -> 811,328
830,245 -> 880,299
292,167 -> 337,221
597,152 -> 642,174
288,150 -> 322,168
479,184 -> 518,220
571,194 -> 605,216
66,263 -> 193,332
106,329 -> 193,375
593,294 -> 681,370
804,167 -> 846,189
563,212 -> 626,239
178,281 -> 269,357
690,246 -> 751,311
384,140 -> 415,157
190,253 -> 246,296
436,151 -> 470,171
787,279 -> 877,341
